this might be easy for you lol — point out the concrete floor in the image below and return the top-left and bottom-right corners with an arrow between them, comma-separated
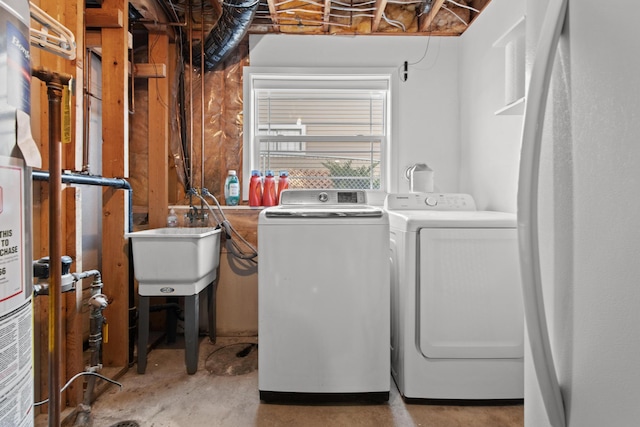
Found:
71,336 -> 524,427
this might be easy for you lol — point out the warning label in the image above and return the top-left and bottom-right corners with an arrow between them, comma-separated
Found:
0,164 -> 24,307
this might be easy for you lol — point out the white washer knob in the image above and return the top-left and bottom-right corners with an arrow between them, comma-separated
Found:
425,197 -> 438,207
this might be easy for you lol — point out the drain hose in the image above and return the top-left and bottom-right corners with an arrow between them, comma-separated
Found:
189,189 -> 258,261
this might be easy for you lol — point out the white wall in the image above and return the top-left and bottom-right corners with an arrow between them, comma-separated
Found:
249,34 -> 461,196
459,0 -> 525,212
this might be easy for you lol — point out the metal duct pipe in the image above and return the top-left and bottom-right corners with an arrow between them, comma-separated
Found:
422,0 -> 434,14
190,0 -> 258,71
31,171 -> 137,365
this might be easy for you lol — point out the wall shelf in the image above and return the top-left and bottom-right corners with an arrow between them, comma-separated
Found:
494,16 -> 526,116
495,97 -> 525,116
493,16 -> 525,48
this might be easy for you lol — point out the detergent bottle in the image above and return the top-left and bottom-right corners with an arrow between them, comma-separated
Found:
249,170 -> 263,207
276,170 -> 289,204
262,170 -> 277,207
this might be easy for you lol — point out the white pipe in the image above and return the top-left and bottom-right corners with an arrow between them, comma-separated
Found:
29,2 -> 76,60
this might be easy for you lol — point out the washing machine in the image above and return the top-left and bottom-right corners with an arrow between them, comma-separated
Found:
258,189 -> 390,403
386,193 -> 524,401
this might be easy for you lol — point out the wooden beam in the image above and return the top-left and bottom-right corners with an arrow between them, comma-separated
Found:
85,30 -> 102,49
266,0 -> 280,31
101,0 -> 130,369
134,63 -> 167,78
86,30 -> 133,50
371,0 -> 388,32
147,32 -> 170,229
419,0 -> 445,32
322,0 -> 331,32
31,0 -> 84,414
86,8 -> 124,28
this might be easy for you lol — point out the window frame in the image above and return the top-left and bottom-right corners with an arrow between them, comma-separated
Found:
243,67 -> 396,200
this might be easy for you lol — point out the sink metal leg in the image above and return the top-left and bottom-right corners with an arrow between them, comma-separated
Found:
208,280 -> 217,344
137,295 -> 150,374
184,293 -> 199,375
166,296 -> 179,344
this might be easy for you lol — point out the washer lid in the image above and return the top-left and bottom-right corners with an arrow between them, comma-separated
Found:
264,204 -> 384,218
388,210 -> 516,230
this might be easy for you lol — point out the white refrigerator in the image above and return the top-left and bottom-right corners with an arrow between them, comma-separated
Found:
519,1 -> 640,426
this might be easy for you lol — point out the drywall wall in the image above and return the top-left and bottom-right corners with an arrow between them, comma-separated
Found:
248,34 -> 461,195
459,0 -> 525,212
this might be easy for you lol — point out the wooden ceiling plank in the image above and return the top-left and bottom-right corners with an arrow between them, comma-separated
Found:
266,0 -> 280,31
418,0 -> 445,32
371,0 -> 388,32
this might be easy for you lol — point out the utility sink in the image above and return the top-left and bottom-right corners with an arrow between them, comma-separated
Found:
127,227 -> 222,296
128,226 -> 222,375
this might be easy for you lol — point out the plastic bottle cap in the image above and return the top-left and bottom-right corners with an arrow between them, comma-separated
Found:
251,170 -> 260,176
266,170 -> 274,177
228,170 -> 237,175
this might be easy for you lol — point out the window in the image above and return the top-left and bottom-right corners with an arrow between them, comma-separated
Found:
243,69 -> 392,196
258,122 -> 306,154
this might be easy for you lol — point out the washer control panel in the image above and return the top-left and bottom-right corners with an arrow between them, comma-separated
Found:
279,189 -> 367,205
384,193 -> 477,211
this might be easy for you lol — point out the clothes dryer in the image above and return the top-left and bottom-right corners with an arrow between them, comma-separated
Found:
386,193 -> 523,401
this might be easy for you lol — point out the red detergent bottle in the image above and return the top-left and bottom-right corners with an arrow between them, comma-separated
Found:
262,170 -> 277,207
249,170 -> 263,207
276,170 -> 289,204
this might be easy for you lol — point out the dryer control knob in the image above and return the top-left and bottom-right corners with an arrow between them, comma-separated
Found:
318,192 -> 329,202
425,196 -> 438,207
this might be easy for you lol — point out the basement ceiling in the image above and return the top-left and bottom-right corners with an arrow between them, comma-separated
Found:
128,0 -> 492,37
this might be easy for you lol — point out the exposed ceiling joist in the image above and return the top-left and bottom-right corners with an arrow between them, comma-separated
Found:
125,0 -> 492,37
419,0 -> 445,32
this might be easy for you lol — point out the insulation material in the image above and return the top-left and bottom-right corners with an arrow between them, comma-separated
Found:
428,3 -> 471,34
275,0 -> 324,33
129,48 -> 150,209
272,0 -> 471,35
377,4 -> 419,33
329,15 -> 372,34
169,51 -> 188,202
182,37 -> 249,203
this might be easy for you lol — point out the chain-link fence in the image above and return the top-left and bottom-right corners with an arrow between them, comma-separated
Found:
261,161 -> 381,190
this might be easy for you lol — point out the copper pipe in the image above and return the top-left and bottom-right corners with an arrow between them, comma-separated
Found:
32,67 -> 72,427
130,47 -> 136,114
201,0 -> 206,191
188,2 -> 194,189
